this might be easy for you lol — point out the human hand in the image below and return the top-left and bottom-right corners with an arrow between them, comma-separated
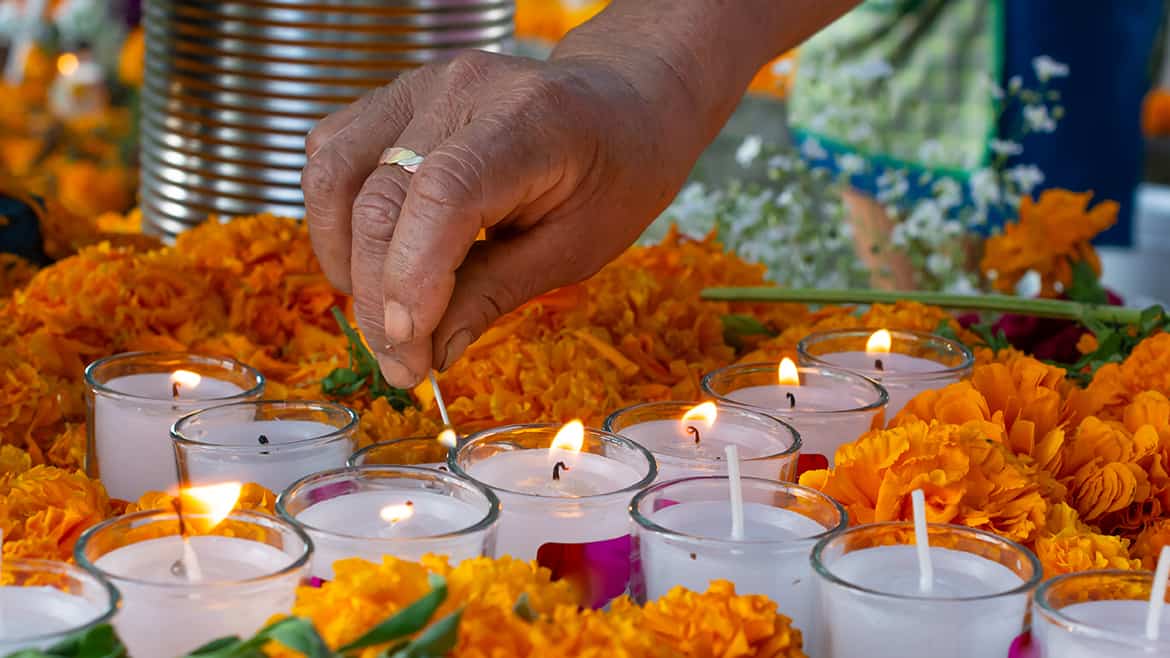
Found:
301,50 -> 708,387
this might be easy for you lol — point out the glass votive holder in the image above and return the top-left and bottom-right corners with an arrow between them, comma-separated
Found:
347,435 -> 452,470
798,329 -> 974,418
85,351 -> 265,501
631,476 -> 845,655
450,423 -> 656,608
0,558 -> 120,654
702,362 -> 887,473
812,521 -> 1041,658
277,465 -> 500,580
604,401 -> 800,482
75,509 -> 311,658
172,400 -> 357,494
1033,569 -> 1170,657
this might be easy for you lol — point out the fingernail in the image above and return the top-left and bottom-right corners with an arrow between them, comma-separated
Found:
440,329 -> 474,371
377,354 -> 418,389
383,300 -> 413,345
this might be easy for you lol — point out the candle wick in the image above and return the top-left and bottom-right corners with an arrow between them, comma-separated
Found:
874,358 -> 885,372
257,434 -> 269,445
785,391 -> 796,408
552,461 -> 570,481
686,425 -> 701,445
171,382 -> 180,399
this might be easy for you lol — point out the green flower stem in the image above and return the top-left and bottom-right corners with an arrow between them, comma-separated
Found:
700,287 -> 1145,325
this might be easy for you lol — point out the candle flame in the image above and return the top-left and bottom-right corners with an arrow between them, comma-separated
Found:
56,53 -> 79,76
170,369 -> 202,390
681,402 -> 717,428
379,502 -> 415,524
778,358 -> 801,386
866,329 -> 892,354
436,428 -> 458,449
550,420 -> 585,453
178,482 -> 243,533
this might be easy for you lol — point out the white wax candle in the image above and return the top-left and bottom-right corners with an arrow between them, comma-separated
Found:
94,374 -> 246,501
616,419 -> 793,482
466,450 -> 643,559
179,419 -> 351,493
0,586 -> 104,653
817,546 -> 1028,658
639,501 -> 827,651
94,535 -> 301,657
818,351 -> 957,417
726,385 -> 878,467
1035,600 -> 1170,658
294,490 -> 487,580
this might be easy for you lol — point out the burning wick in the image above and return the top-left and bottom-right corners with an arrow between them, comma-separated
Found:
686,425 -> 701,444
874,358 -> 885,372
169,498 -> 204,582
171,382 -> 180,399
552,460 -> 570,481
785,391 -> 796,408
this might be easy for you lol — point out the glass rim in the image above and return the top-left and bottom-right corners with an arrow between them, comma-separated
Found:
811,521 -> 1042,602
629,475 -> 847,546
1034,569 -> 1170,648
84,351 -> 265,404
171,399 -> 358,454
603,400 -> 802,463
449,423 -> 658,500
275,464 -> 501,542
1,557 -> 122,646
74,508 -> 312,589
797,328 -> 976,382
702,361 -> 889,416
347,435 -> 451,468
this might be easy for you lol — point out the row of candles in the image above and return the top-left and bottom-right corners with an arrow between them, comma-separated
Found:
1,328 -> 1167,657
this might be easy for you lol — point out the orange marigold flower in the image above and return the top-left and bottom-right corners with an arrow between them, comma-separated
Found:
0,465 -> 110,561
117,27 -> 145,86
123,482 -> 276,515
1076,333 -> 1099,355
981,189 -> 1117,297
0,445 -> 31,476
1034,503 -> 1143,576
0,253 -> 38,298
45,424 -> 86,471
1058,414 -> 1164,533
614,580 -> 806,658
53,161 -> 135,220
1143,88 -> 1170,136
1071,333 -> 1170,422
800,420 -> 1049,544
1132,519 -> 1170,569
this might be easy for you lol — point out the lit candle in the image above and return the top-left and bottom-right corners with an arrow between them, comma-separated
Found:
630,475 -> 845,654
703,358 -> 887,473
1033,551 -> 1170,657
74,484 -> 310,657
172,400 -> 357,494
798,329 -> 974,417
605,401 -> 800,482
85,352 -> 264,501
812,520 -> 1040,658
48,51 -> 109,119
0,557 -> 118,653
277,465 -> 499,580
450,421 -> 656,607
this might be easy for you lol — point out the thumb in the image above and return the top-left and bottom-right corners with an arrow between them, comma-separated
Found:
430,223 -> 608,371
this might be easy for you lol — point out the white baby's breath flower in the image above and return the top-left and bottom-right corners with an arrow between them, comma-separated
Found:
989,139 -> 1023,156
1007,164 -> 1045,195
969,168 -> 1003,208
1023,105 -> 1057,133
982,73 -> 1004,100
767,154 -> 795,172
847,123 -> 875,143
836,153 -> 866,175
1008,76 -> 1023,93
926,253 -> 952,276
876,169 -> 909,203
771,58 -> 794,76
933,177 -> 963,210
735,135 -> 763,167
1032,55 -> 1070,82
800,137 -> 829,160
848,58 -> 894,82
918,140 -> 944,163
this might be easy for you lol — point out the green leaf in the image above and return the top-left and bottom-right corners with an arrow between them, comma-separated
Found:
3,624 -> 129,658
186,637 -> 246,655
263,618 -> 333,658
970,322 -> 1011,353
512,593 -> 538,623
932,318 -> 962,344
721,314 -> 777,350
1067,260 -> 1108,305
337,576 -> 448,653
389,609 -> 463,658
324,306 -> 416,411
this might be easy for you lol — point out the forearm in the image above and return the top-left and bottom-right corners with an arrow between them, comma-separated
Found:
552,0 -> 858,140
